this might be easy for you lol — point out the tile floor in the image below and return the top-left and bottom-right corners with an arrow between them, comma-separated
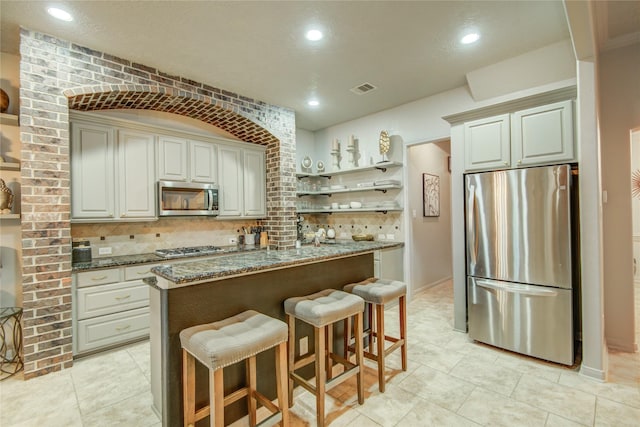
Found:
1,281 -> 638,426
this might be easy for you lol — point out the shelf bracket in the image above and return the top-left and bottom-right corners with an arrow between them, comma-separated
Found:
374,166 -> 388,172
374,188 -> 388,194
319,175 -> 332,179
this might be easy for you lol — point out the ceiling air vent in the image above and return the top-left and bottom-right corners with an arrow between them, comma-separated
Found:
350,82 -> 377,95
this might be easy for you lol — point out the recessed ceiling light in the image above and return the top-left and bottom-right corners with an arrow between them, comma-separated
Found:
305,29 -> 323,41
307,99 -> 320,107
461,33 -> 480,45
47,7 -> 73,22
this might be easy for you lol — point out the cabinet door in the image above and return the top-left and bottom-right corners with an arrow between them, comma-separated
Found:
71,122 -> 115,219
464,114 -> 511,171
218,145 -> 243,216
243,148 -> 266,217
118,130 -> 156,219
189,140 -> 217,183
511,100 -> 574,167
158,136 -> 187,181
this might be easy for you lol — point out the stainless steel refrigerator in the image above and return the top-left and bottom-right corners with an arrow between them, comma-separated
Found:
465,164 -> 577,365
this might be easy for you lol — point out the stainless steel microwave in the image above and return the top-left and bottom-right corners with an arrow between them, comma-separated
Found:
158,180 -> 219,217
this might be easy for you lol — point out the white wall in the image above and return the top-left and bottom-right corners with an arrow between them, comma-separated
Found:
599,43 -> 640,352
407,141 -> 452,291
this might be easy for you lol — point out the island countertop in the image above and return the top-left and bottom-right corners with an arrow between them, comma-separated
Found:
149,240 -> 403,289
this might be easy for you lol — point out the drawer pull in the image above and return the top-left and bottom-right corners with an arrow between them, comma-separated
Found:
115,294 -> 131,301
91,275 -> 108,281
116,324 -> 131,331
136,271 -> 150,275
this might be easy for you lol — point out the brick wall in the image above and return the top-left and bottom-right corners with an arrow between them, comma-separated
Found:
19,29 -> 297,378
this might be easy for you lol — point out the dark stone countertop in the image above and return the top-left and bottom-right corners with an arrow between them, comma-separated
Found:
71,245 -> 261,272
148,240 -> 403,289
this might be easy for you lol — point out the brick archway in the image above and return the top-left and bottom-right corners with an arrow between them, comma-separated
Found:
63,85 -> 280,146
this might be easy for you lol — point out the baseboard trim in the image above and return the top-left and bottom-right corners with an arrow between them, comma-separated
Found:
579,364 -> 607,382
412,276 -> 453,297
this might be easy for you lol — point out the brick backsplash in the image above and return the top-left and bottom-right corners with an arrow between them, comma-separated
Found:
19,28 -> 296,378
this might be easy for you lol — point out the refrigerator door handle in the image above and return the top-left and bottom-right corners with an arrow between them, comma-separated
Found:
467,184 -> 477,267
476,279 -> 558,297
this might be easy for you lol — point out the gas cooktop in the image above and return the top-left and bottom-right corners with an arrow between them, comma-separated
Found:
154,245 -> 225,259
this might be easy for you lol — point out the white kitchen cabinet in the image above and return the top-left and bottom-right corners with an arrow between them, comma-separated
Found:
72,263 -> 158,355
71,121 -> 156,221
158,137 -> 217,183
511,100 -> 574,167
157,136 -> 188,181
218,144 -> 266,217
118,130 -> 156,219
463,100 -> 575,172
374,247 -> 404,281
464,114 -> 511,171
71,122 -> 116,219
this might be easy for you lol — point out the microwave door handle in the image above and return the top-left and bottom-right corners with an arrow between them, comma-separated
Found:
206,189 -> 214,211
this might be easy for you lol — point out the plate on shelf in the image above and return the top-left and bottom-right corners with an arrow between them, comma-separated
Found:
330,184 -> 346,190
301,156 -> 312,169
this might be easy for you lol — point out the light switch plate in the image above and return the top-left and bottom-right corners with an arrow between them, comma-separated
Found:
377,234 -> 386,240
386,234 -> 395,240
98,247 -> 112,255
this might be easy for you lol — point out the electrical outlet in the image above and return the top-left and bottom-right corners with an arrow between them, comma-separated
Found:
229,237 -> 237,244
377,234 -> 386,241
386,234 -> 395,241
299,336 -> 308,355
98,247 -> 112,255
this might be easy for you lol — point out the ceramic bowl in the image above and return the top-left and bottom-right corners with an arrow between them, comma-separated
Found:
349,201 -> 362,209
339,204 -> 350,209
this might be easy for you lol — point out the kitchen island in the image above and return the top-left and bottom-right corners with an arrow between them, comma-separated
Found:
146,241 -> 403,426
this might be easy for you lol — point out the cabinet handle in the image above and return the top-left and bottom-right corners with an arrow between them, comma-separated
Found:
517,159 -> 522,164
109,214 -> 114,218
115,294 -> 131,301
116,324 -> 131,331
91,275 -> 108,281
503,161 -> 508,165
136,271 -> 150,275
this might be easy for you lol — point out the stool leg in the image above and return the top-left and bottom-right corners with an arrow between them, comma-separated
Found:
275,341 -> 289,426
343,316 -> 352,360
286,314 -> 295,408
375,303 -> 386,392
210,368 -> 224,427
367,303 -> 374,352
354,311 -> 365,405
182,349 -> 196,427
326,324 -> 333,380
246,356 -> 257,427
399,295 -> 407,371
314,325 -> 326,427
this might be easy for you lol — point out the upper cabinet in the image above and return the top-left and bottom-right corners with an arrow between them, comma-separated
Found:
464,100 -> 575,172
72,122 -> 156,221
218,144 -> 266,218
158,137 -> 217,183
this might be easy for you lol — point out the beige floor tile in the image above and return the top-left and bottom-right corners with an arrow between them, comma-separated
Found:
457,387 -> 549,427
4,405 -> 83,427
353,383 -> 421,427
558,371 -> 640,409
495,352 -> 571,383
397,363 -> 475,412
81,390 -> 160,427
512,374 -> 596,426
545,413 -> 588,427
397,397 -> 480,426
0,370 -> 78,426
594,396 -> 640,427
449,355 -> 522,396
407,340 -> 466,373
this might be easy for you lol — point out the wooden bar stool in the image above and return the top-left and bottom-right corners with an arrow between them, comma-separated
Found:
343,278 -> 407,392
180,310 -> 289,427
284,289 -> 365,427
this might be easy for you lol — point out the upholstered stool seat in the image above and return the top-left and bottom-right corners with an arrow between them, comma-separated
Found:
180,310 -> 289,427
284,289 -> 365,427
344,278 -> 407,392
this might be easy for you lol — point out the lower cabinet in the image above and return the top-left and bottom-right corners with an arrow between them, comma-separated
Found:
73,264 -> 158,355
374,247 -> 404,281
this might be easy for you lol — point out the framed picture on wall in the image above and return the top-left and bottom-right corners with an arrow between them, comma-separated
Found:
423,173 -> 440,217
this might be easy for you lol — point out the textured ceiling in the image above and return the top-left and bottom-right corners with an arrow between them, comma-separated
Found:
0,1 -> 580,131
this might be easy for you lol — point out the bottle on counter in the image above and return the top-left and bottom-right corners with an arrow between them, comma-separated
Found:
260,231 -> 268,248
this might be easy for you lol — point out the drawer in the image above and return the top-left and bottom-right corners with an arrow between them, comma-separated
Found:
76,280 -> 149,320
76,307 -> 150,354
124,263 -> 160,281
76,268 -> 121,288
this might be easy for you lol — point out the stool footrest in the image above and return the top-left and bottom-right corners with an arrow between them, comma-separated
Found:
293,353 -> 316,371
194,405 -> 210,423
291,372 -> 317,394
326,365 -> 360,391
225,386 -> 249,406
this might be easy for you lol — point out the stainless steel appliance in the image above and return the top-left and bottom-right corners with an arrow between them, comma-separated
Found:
154,245 -> 224,259
465,164 -> 577,365
158,180 -> 219,217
